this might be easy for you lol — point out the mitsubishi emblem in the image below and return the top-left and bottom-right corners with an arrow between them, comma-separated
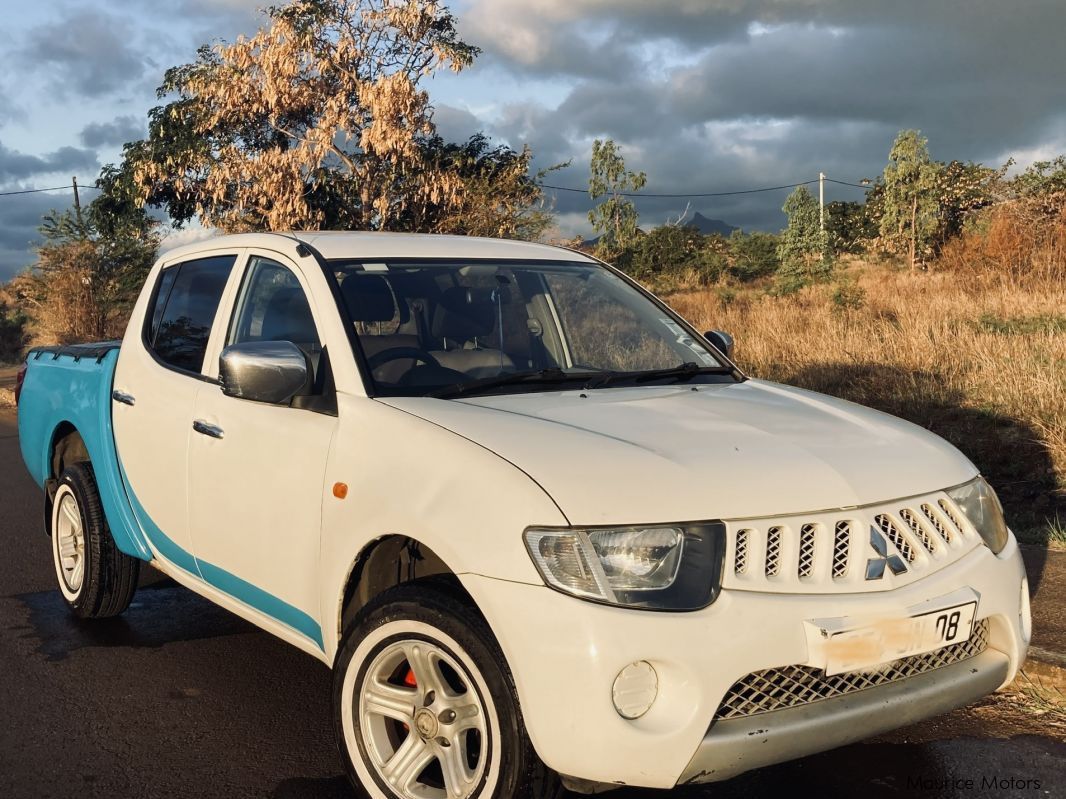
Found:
865,527 -> 908,580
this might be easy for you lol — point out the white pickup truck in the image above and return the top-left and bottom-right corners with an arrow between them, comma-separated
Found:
17,232 -> 1030,798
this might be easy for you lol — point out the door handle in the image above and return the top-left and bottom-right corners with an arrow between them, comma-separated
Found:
112,390 -> 136,406
192,420 -> 224,440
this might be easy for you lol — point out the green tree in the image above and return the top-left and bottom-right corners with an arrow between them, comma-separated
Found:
621,224 -> 722,285
825,200 -> 876,254
727,231 -> 780,281
933,159 -> 1006,246
880,130 -> 942,270
587,139 -> 647,259
776,186 -> 830,291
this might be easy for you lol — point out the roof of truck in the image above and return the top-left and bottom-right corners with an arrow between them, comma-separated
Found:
157,231 -> 597,264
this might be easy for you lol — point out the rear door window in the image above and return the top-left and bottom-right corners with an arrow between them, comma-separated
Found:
146,255 -> 236,374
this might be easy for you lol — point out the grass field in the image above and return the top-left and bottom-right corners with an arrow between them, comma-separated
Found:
668,261 -> 1066,547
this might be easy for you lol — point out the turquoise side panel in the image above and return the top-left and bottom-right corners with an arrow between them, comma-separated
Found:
18,348 -> 324,651
17,348 -> 153,560
120,463 -> 324,648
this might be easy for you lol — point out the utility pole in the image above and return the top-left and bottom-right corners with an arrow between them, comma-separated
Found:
72,176 -> 84,227
818,171 -> 825,232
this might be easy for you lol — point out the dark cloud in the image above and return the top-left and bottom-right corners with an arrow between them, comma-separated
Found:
79,116 -> 144,149
432,104 -> 484,144
0,191 -> 76,280
21,9 -> 152,97
463,0 -> 1066,232
0,140 -> 98,184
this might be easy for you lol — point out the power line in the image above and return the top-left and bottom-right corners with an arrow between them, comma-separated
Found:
538,176 -> 873,198
0,176 -> 873,201
825,178 -> 874,189
0,183 -> 102,198
538,179 -> 818,198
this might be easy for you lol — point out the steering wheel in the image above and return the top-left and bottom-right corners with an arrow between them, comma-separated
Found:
366,346 -> 442,372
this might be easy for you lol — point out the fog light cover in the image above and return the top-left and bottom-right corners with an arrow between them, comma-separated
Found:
612,661 -> 658,720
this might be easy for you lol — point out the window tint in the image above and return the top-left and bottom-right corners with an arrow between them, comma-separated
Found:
147,255 -> 235,373
230,258 -> 320,347
229,257 -> 323,384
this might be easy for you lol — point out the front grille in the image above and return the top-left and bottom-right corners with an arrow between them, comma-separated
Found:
713,619 -> 990,721
724,491 -> 979,593
832,520 -> 851,578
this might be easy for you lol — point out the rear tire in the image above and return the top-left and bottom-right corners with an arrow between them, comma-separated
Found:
333,584 -> 562,799
51,462 -> 140,618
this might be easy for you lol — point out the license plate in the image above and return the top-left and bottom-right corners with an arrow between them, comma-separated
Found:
824,602 -> 977,676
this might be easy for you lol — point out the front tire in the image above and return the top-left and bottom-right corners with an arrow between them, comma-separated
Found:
333,584 -> 560,799
51,462 -> 140,618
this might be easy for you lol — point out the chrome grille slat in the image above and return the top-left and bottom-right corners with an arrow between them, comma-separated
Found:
938,499 -> 967,537
714,619 -> 990,720
798,524 -> 817,578
734,529 -> 750,575
765,527 -> 782,577
832,520 -> 850,578
875,513 -> 916,563
920,502 -> 953,544
899,508 -> 937,554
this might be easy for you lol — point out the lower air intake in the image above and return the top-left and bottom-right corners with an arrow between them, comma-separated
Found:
713,619 -> 990,720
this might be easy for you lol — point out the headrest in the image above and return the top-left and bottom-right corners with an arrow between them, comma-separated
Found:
431,287 -> 499,342
341,274 -> 396,323
261,288 -> 318,344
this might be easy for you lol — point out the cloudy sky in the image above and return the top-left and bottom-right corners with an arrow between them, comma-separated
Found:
1,0 -> 1065,279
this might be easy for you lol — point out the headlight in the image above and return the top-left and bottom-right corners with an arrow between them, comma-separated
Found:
524,523 -> 725,610
947,477 -> 1009,554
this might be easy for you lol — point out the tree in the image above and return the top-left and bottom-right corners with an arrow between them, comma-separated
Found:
933,159 -> 1006,246
775,186 -> 830,291
11,209 -> 159,345
880,130 -> 942,270
727,231 -> 780,281
119,0 -> 549,237
621,224 -> 717,283
587,139 -> 647,259
825,200 -> 876,254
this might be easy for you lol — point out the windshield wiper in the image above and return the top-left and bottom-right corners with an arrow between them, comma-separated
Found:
427,368 -> 608,399
588,361 -> 733,389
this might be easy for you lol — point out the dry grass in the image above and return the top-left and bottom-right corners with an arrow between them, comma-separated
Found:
667,262 -> 1066,546
0,388 -> 14,409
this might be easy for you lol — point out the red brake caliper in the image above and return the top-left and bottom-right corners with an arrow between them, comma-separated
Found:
402,667 -> 417,731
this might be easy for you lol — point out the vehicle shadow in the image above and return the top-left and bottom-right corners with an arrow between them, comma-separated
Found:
781,362 -> 1061,594
13,577 -> 256,662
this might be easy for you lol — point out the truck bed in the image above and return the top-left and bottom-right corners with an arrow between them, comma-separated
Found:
18,340 -> 152,561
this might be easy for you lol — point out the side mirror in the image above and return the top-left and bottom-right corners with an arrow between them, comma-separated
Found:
219,341 -> 311,405
703,330 -> 735,360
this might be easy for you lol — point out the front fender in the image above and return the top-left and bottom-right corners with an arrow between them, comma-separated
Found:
318,394 -> 565,662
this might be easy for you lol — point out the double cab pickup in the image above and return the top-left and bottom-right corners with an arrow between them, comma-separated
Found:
17,232 -> 1030,798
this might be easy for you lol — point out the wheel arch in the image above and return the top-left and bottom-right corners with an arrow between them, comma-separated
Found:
336,535 -> 475,649
49,421 -> 90,480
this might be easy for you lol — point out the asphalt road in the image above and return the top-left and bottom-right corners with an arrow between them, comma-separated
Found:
0,409 -> 1063,799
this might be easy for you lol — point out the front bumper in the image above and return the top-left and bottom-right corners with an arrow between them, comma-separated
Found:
461,534 -> 1029,790
679,648 -> 1009,784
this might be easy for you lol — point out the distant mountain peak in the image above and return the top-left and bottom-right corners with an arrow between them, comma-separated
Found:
685,212 -> 738,236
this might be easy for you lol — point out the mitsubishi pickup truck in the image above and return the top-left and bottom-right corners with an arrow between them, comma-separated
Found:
16,231 -> 1030,798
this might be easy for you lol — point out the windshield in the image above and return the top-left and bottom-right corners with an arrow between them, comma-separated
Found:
327,259 -> 731,397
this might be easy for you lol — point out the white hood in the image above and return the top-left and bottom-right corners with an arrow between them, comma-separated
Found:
381,379 -> 977,525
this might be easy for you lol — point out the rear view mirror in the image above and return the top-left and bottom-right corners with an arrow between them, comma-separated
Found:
703,330 -> 735,360
219,341 -> 311,405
